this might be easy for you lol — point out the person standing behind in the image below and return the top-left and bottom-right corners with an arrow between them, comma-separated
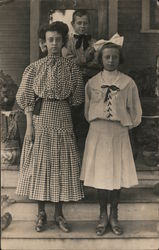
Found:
64,9 -> 98,82
64,10 -> 99,157
80,33 -> 142,236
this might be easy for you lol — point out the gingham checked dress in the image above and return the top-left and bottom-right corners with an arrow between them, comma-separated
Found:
16,55 -> 84,202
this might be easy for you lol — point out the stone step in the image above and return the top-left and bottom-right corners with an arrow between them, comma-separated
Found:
2,188 -> 159,221
2,199 -> 159,222
1,167 -> 159,188
1,220 -> 159,250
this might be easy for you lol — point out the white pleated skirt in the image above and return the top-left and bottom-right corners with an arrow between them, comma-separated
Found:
80,119 -> 138,190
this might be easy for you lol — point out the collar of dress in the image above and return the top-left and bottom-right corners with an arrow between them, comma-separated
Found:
99,70 -> 130,90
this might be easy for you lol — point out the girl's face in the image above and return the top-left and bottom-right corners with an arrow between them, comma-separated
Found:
102,48 -> 120,71
72,15 -> 89,35
44,31 -> 63,55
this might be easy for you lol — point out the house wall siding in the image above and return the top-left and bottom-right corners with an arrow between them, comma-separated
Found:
0,0 -> 158,83
0,0 -> 30,85
118,0 -> 159,73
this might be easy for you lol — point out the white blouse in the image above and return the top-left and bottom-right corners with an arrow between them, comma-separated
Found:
85,70 -> 142,128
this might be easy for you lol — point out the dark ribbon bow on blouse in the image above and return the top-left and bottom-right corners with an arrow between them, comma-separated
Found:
74,34 -> 91,50
47,54 -> 60,67
101,85 -> 120,102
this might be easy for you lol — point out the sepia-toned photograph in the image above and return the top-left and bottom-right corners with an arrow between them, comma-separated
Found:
1,0 -> 159,249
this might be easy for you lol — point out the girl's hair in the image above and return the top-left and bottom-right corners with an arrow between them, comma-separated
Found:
38,21 -> 69,46
98,43 -> 124,67
72,10 -> 90,24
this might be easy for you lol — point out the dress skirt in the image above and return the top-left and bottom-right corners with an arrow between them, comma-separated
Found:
80,119 -> 138,190
16,99 -> 84,202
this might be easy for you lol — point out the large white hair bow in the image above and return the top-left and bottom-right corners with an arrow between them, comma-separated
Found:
94,33 -> 124,51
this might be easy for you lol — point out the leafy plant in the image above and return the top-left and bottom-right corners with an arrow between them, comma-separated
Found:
1,195 -> 15,231
0,70 -> 18,111
128,67 -> 157,97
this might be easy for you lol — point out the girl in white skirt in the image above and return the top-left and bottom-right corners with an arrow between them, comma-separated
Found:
16,22 -> 84,233
80,33 -> 142,236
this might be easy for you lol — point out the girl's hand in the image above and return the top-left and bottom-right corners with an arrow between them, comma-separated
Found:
25,124 -> 34,142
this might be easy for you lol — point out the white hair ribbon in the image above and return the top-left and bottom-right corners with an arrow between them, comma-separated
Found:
93,33 -> 124,51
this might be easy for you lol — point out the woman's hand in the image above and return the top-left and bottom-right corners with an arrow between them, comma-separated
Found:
25,111 -> 34,142
25,123 -> 34,142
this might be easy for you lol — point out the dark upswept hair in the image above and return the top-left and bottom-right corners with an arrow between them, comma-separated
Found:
38,21 -> 69,46
72,9 -> 90,24
98,42 -> 124,67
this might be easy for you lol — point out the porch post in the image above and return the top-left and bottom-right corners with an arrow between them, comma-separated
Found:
98,0 -> 108,38
108,0 -> 118,37
141,0 -> 150,32
30,0 -> 40,63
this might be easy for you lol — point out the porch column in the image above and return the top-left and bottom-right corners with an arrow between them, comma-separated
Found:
108,0 -> 118,37
30,0 -> 40,62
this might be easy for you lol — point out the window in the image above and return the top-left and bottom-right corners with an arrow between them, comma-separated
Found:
141,0 -> 159,33
30,0 -> 118,62
150,0 -> 159,29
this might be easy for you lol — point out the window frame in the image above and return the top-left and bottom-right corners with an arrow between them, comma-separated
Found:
30,0 -> 118,63
141,0 -> 159,33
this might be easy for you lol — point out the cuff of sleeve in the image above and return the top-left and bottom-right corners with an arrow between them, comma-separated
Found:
134,117 -> 142,127
24,106 -> 34,114
129,118 -> 141,129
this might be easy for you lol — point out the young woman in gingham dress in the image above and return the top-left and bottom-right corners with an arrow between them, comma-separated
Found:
16,22 -> 84,233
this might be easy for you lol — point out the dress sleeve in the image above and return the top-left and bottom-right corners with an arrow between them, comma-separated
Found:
16,64 -> 36,113
65,39 -> 86,65
127,80 -> 142,128
64,40 -> 76,59
84,81 -> 91,122
70,63 -> 85,106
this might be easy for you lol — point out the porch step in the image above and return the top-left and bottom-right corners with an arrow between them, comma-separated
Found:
1,220 -> 159,250
1,166 -> 159,188
2,188 -> 159,221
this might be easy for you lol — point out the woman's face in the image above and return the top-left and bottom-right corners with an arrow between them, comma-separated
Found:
102,48 -> 120,71
44,31 -> 63,55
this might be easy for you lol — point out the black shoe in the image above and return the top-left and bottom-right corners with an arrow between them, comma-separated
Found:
109,206 -> 123,235
96,212 -> 108,236
35,211 -> 47,232
54,215 -> 71,233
